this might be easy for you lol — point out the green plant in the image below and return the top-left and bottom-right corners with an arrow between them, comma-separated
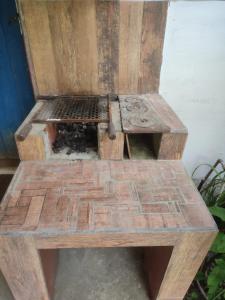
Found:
186,160 -> 225,300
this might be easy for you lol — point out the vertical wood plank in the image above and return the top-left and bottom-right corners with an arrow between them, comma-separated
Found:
0,236 -> 50,300
96,0 -> 120,94
138,2 -> 168,93
19,0 -> 168,95
157,232 -> 217,299
119,2 -> 143,93
71,0 -> 98,94
47,1 -> 78,94
21,0 -> 58,95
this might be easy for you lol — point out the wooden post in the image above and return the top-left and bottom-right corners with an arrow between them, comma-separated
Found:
0,236 -> 50,300
98,101 -> 124,160
145,232 -> 217,300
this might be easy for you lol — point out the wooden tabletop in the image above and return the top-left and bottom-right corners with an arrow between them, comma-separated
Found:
0,160 -> 216,236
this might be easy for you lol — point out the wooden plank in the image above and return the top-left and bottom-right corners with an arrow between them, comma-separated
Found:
36,232 -> 179,249
96,0 -> 120,94
15,104 -> 47,160
138,2 -> 168,93
157,132 -> 188,160
98,129 -> 124,160
98,101 -> 124,159
46,1 -> 78,94
18,1 -> 168,95
70,0 -> 98,94
119,1 -> 143,93
0,236 -> 50,300
20,0 -> 58,95
157,232 -> 217,299
16,128 -> 46,160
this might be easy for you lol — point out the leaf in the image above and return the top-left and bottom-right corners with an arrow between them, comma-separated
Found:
211,233 -> 225,253
189,291 -> 199,300
209,206 -> 225,222
217,190 -> 225,206
196,271 -> 205,282
207,259 -> 225,299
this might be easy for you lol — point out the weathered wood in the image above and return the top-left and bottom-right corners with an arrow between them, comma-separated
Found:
98,101 -> 124,159
0,160 -> 218,299
157,132 -> 188,160
0,160 -> 217,236
157,232 -> 217,299
120,94 -> 188,159
15,102 -> 47,160
138,2 -> 168,93
18,0 -> 168,95
0,236 -> 50,300
16,131 -> 46,160
36,232 -> 178,250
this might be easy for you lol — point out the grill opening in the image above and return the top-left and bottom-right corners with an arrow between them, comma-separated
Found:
34,97 -> 108,124
47,122 -> 98,160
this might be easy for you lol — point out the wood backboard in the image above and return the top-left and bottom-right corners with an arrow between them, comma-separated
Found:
17,0 -> 168,96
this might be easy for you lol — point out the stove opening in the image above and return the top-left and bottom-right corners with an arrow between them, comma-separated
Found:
125,134 -> 158,160
47,123 -> 98,160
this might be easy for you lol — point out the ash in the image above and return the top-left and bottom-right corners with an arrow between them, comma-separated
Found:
52,123 -> 97,155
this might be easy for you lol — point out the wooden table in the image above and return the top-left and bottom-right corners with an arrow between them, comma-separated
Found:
0,160 -> 217,300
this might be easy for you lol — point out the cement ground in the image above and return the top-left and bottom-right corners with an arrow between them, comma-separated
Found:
0,248 -> 149,300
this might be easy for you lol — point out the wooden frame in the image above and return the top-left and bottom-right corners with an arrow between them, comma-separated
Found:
0,231 -> 216,300
0,160 -> 218,299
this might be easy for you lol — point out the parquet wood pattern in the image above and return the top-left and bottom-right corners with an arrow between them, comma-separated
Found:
0,160 -> 216,236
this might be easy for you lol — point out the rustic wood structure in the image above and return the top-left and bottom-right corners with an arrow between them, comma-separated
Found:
15,93 -> 187,161
1,1 -> 214,300
120,94 -> 187,159
0,160 -> 217,299
17,0 -> 167,96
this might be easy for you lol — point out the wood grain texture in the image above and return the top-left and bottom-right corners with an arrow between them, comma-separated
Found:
157,232 -> 217,300
16,126 -> 46,160
157,132 -> 188,160
0,160 -> 217,237
18,0 -> 168,95
138,2 -> 168,93
15,102 -> 47,160
119,94 -> 188,159
0,236 -> 50,300
98,101 -> 124,159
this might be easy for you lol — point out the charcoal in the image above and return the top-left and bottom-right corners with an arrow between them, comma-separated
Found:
52,123 -> 97,155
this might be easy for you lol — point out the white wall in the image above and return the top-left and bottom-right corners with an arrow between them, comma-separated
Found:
160,1 -> 225,177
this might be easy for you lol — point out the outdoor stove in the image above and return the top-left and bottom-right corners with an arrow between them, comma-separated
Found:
15,94 -> 124,161
15,93 -> 187,161
32,95 -> 109,156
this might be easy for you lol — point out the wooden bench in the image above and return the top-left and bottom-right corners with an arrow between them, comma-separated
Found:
0,160 -> 217,300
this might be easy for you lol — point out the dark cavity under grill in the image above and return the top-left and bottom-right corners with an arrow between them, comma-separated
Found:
33,96 -> 108,124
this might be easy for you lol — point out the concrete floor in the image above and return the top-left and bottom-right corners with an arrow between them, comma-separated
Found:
0,248 -> 149,300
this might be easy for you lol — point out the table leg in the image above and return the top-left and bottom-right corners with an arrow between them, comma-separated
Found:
146,232 -> 217,300
0,236 -> 50,300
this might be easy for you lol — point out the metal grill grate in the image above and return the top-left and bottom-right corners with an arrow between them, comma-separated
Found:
33,96 -> 108,123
